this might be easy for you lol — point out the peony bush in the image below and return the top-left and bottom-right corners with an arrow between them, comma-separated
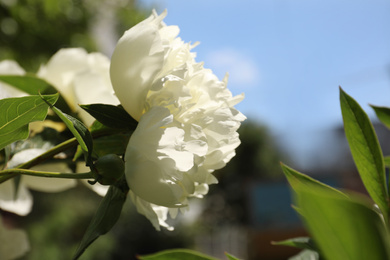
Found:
0,10 -> 245,259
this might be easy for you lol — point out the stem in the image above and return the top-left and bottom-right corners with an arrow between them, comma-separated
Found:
0,137 -> 79,184
0,127 -> 126,184
0,168 -> 95,179
17,137 -> 78,170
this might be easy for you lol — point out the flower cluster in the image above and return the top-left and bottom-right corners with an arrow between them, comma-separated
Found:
0,48 -> 118,215
0,10 -> 245,232
37,48 -> 120,125
110,10 -> 245,230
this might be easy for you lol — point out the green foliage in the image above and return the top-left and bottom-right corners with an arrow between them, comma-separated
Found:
72,121 -> 132,161
288,250 -> 319,260
272,237 -> 317,251
279,88 -> 390,259
94,154 -> 125,185
0,75 -> 71,112
0,75 -> 53,94
0,93 -> 58,150
281,163 -> 345,197
298,184 -> 390,260
224,252 -> 241,260
339,88 -> 389,219
80,104 -> 138,130
138,249 -> 219,260
371,105 -> 390,129
0,0 -> 148,71
49,104 -> 93,166
0,0 -> 95,71
73,179 -> 129,259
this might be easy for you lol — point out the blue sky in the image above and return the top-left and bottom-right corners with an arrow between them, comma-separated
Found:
137,0 -> 390,166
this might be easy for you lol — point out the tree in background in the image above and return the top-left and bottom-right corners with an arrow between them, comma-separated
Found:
0,0 -> 147,71
203,120 -> 286,226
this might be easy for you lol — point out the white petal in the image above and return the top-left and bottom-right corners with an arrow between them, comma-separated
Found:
73,71 -> 120,125
81,180 -> 109,197
7,148 -> 46,169
22,175 -> 76,193
129,191 -> 174,231
126,150 -> 184,207
110,15 -> 165,121
0,180 -> 32,216
0,60 -> 27,99
0,60 -> 25,75
37,48 -> 89,110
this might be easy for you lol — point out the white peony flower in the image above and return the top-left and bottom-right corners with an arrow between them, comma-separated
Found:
0,148 -> 77,215
37,48 -> 122,196
0,57 -> 110,198
0,60 -> 27,99
37,48 -> 120,125
0,215 -> 30,260
110,10 -> 245,230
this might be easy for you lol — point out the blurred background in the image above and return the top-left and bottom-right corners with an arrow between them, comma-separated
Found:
1,0 -> 390,259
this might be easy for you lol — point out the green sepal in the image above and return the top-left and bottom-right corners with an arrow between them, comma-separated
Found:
80,104 -> 138,130
46,102 -> 93,167
72,178 -> 129,259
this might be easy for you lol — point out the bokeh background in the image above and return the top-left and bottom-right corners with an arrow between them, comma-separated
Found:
1,0 -> 389,259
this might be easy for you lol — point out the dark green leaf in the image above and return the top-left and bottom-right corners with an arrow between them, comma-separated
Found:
73,180 -> 128,259
72,121 -> 132,161
138,249 -> 219,260
288,249 -> 320,260
272,237 -> 317,251
80,104 -> 138,130
0,94 -> 59,150
0,75 -> 70,112
371,105 -> 390,129
50,105 -> 93,166
339,87 -> 389,219
296,184 -> 390,260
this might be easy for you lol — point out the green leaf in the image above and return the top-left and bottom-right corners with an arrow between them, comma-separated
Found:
272,237 -> 316,251
80,104 -> 138,130
73,180 -> 128,259
224,252 -> 241,260
138,249 -> 219,260
0,94 -> 59,151
339,87 -> 389,219
384,156 -> 390,168
72,121 -> 132,161
92,133 -> 131,157
280,163 -> 345,196
0,75 -> 53,94
0,75 -> 70,112
296,184 -> 390,260
288,249 -> 320,260
49,105 -> 93,166
371,105 -> 390,129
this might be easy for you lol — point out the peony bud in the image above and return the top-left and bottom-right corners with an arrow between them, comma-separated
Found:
94,154 -> 125,185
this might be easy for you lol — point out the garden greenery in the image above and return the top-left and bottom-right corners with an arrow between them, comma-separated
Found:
0,8 -> 387,260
